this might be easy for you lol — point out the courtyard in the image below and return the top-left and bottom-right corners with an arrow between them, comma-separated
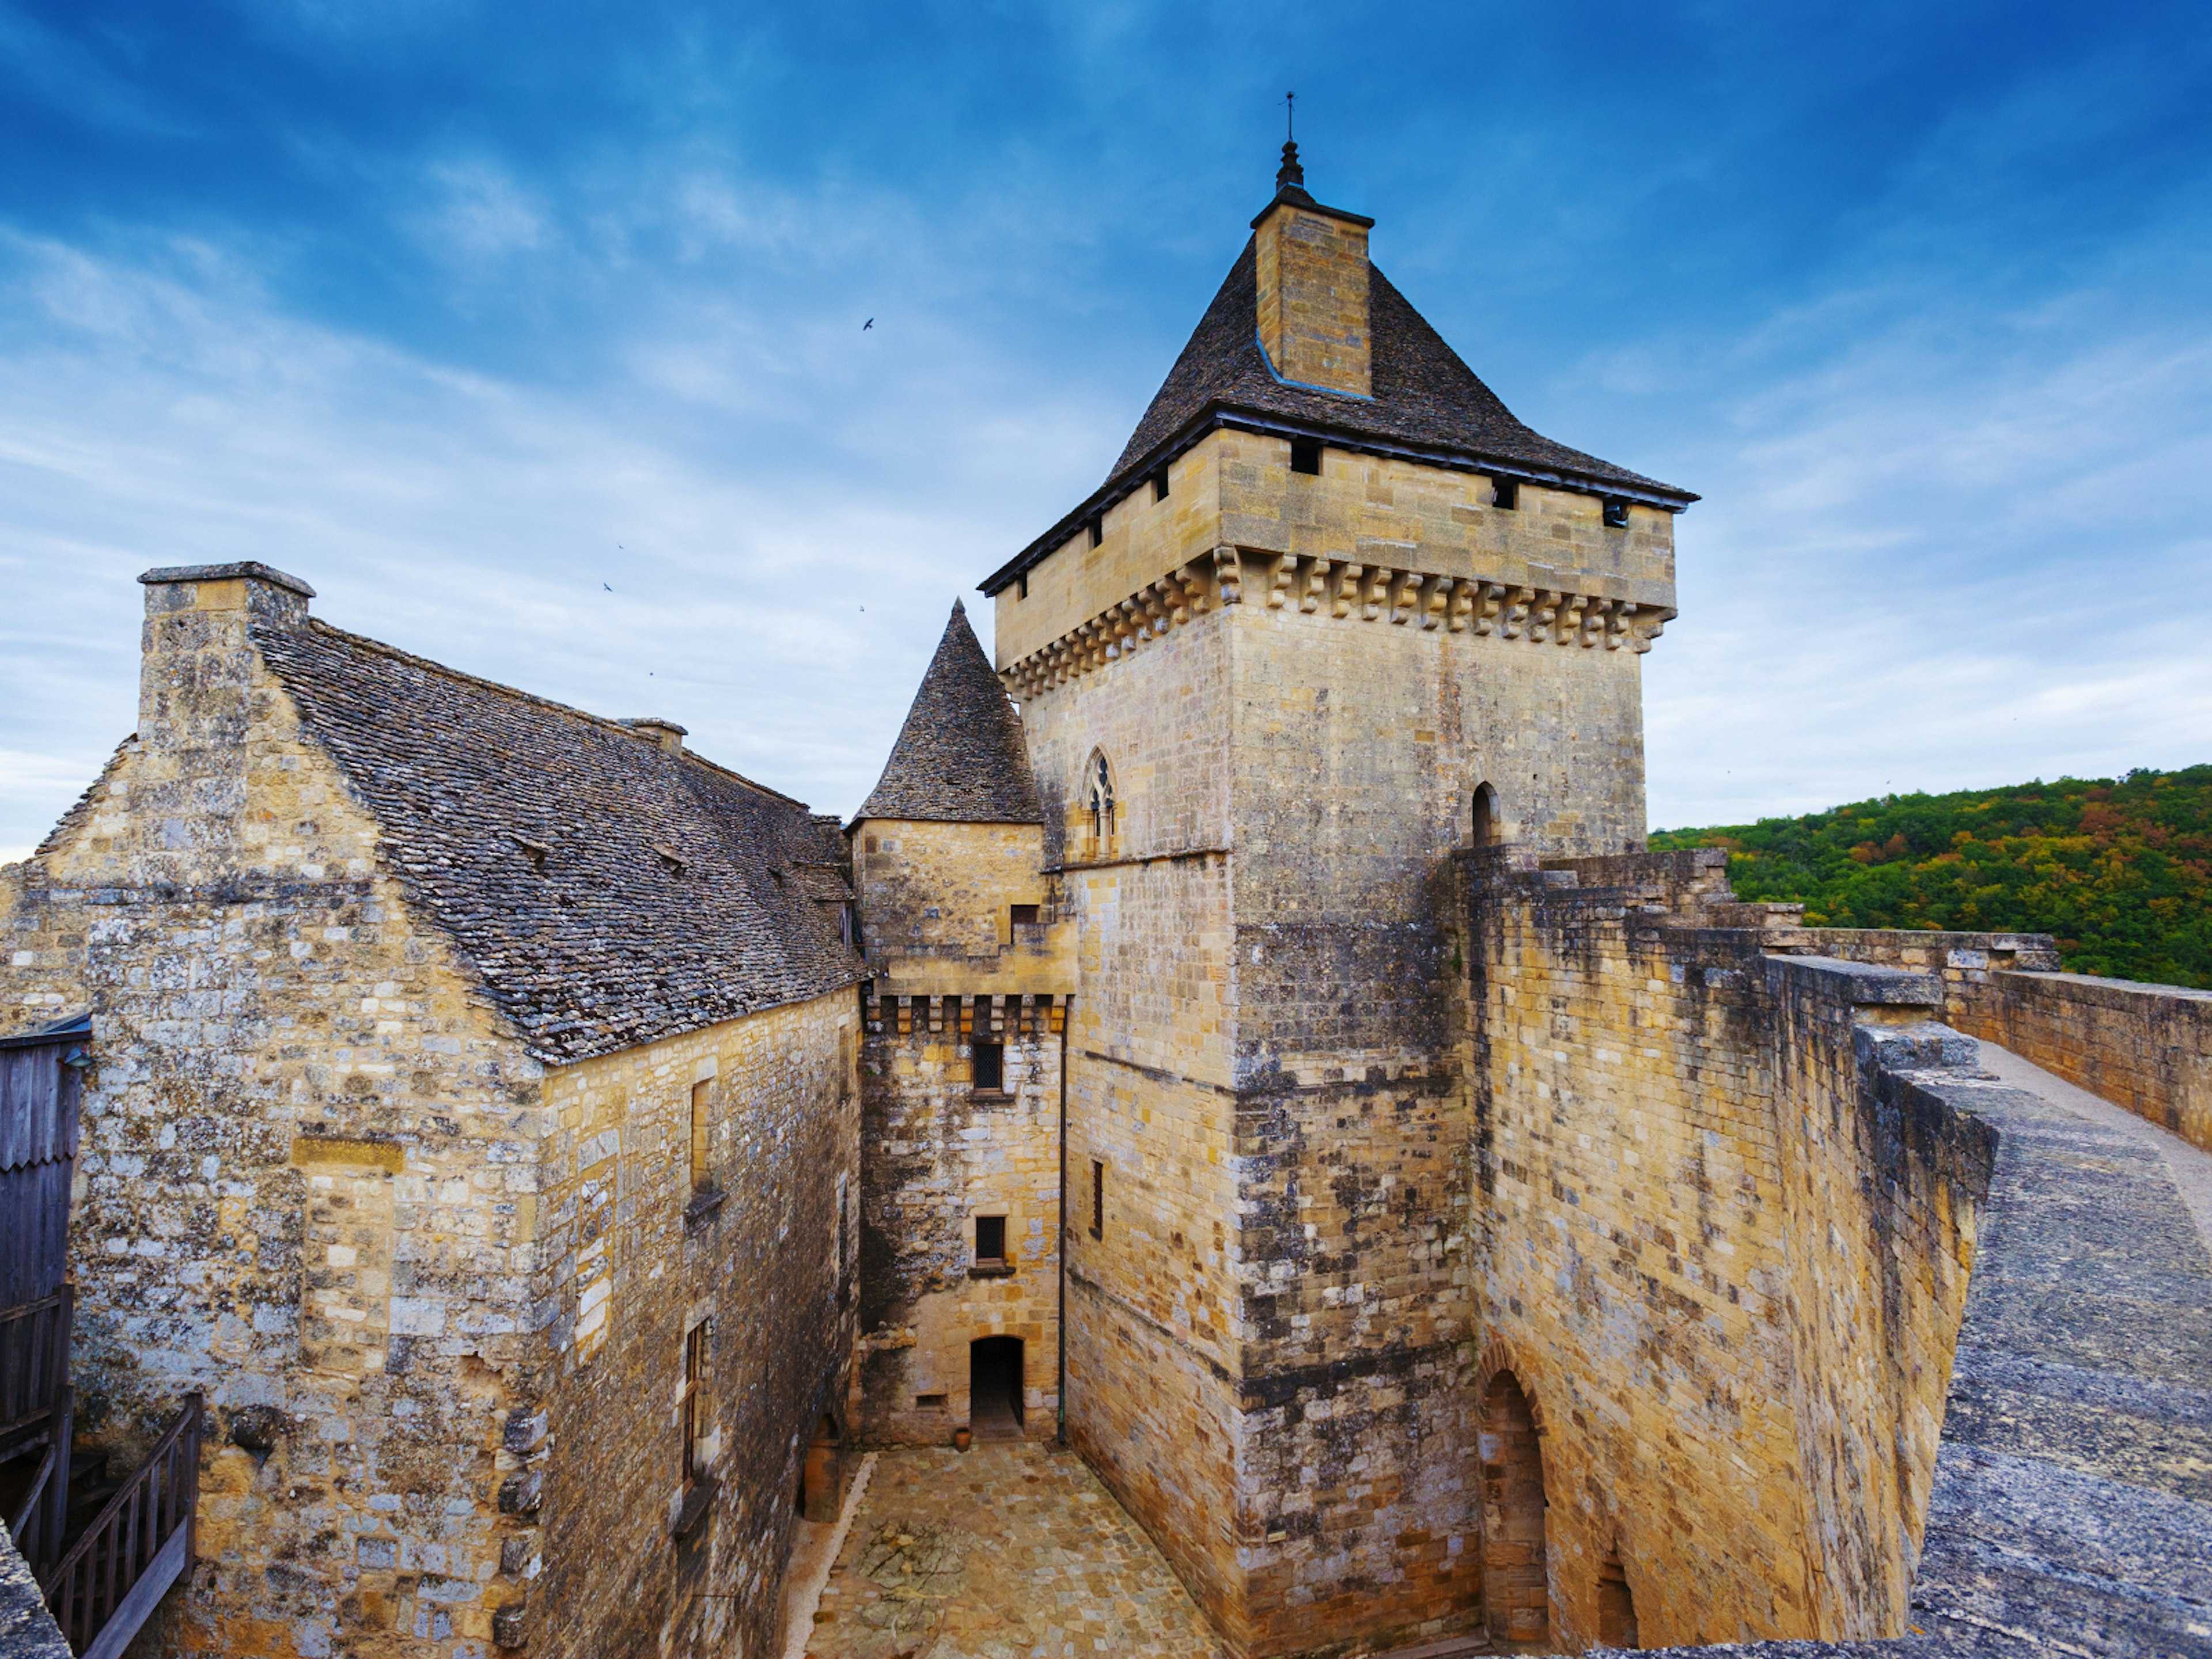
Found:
788,1442 -> 1228,1659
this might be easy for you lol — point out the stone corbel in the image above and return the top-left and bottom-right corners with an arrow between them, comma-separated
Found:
1471,582 -> 1505,636
1390,570 -> 1424,625
1179,562 -> 1211,615
1422,575 -> 1451,630
1531,590 -> 1562,643
1554,593 -> 1588,647
1302,559 -> 1334,613
1332,562 -> 1365,619
1580,599 -> 1612,648
1267,554 -> 1297,609
1632,605 -> 1675,653
1212,546 -> 1243,605
1362,566 -> 1393,621
1501,586 -> 1533,640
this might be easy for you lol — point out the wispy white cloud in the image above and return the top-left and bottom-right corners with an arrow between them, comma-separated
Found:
1641,301 -> 2212,826
0,217 -> 1112,851
3,0 -> 2207,857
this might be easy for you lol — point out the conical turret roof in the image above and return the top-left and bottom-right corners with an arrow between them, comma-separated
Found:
856,600 -> 1043,825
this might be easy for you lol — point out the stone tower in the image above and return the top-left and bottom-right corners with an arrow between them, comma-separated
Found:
848,601 -> 1074,1447
977,148 -> 1697,1655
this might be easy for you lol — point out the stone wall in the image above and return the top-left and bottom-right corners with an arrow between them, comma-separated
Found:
1950,969 -> 2212,1154
848,811 -> 1073,1449
533,988 -> 859,1659
0,1522 -> 69,1659
850,821 -> 1065,998
854,993 -> 1063,1445
991,427 -> 1677,675
1018,611 -> 1249,1639
1465,850 -> 2006,1650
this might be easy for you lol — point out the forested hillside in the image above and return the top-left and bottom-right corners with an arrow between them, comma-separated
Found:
1650,766 -> 2212,990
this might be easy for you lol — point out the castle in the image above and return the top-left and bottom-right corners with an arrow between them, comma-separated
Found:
1,147 -> 2207,1659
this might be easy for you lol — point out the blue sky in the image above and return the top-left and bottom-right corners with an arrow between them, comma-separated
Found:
3,1 -> 2209,858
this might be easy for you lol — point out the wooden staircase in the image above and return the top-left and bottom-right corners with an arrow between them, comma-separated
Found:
39,1392 -> 202,1659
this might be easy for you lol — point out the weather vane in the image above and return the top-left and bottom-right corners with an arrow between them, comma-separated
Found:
1285,90 -> 1295,141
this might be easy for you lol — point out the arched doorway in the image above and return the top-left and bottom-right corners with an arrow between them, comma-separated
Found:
800,1414 -> 842,1521
1472,782 -> 1502,847
969,1336 -> 1024,1442
1596,1540 -> 1640,1648
1480,1369 -> 1549,1646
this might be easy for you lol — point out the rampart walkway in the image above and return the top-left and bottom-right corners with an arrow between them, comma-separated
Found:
1908,1043 -> 2212,1657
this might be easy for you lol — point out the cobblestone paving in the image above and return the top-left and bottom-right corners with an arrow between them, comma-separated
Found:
801,1442 -> 1227,1659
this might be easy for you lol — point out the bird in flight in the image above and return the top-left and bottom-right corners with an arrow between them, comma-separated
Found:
603,583 -> 613,592
862,318 -> 873,331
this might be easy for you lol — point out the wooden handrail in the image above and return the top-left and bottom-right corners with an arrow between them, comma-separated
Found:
42,1391 -> 202,1659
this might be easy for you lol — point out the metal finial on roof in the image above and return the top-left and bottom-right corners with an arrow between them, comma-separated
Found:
1278,92 -> 1304,190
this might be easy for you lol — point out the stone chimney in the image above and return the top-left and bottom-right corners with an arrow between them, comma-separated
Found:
136,562 -> 315,748
626,718 -> 687,756
1251,141 -> 1375,399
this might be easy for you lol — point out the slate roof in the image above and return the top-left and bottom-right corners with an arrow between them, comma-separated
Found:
252,619 -> 860,1065
982,234 -> 1696,597
855,601 -> 1043,826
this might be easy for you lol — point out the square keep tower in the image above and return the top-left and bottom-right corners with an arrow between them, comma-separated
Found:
978,144 -> 1696,1657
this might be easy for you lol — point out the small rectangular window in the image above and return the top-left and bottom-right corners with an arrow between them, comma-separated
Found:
1289,438 -> 1323,476
1088,516 -> 1103,548
688,1080 -> 711,1191
1090,1161 -> 1104,1240
973,1041 -> 1004,1093
1492,478 -> 1518,510
1152,468 -> 1170,502
681,1321 -> 709,1484
1603,497 -> 1629,528
1018,573 -> 1029,599
1009,903 -> 1040,927
975,1215 -> 1006,1263
915,1393 -> 947,1410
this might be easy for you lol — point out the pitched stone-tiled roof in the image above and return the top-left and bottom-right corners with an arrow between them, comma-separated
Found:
855,601 -> 1043,826
982,240 -> 1695,596
254,619 -> 859,1065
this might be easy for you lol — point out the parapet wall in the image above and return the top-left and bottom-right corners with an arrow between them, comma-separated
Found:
1769,925 -> 2210,1154
1465,849 -> 2007,1649
1951,969 -> 2212,1154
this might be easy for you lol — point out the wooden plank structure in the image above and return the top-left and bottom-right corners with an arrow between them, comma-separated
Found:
0,1013 -> 86,1581
0,1015 -> 204,1656
0,1289 -> 73,1570
0,1013 -> 86,1307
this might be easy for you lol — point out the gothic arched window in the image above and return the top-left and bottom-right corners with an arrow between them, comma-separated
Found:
1088,752 -> 1116,843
